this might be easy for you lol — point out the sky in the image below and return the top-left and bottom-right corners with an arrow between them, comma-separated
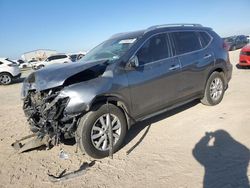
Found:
0,0 -> 250,59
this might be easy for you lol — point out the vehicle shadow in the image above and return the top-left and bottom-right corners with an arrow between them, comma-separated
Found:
236,64 -> 250,69
12,77 -> 26,84
123,100 -> 199,155
193,130 -> 250,188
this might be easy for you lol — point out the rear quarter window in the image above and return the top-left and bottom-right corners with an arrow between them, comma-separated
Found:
171,31 -> 202,55
198,32 -> 212,47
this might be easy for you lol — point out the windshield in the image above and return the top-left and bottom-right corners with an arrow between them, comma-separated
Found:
82,38 -> 137,62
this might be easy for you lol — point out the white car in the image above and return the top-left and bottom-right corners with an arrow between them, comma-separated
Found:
16,59 -> 31,69
32,54 -> 72,70
0,58 -> 21,85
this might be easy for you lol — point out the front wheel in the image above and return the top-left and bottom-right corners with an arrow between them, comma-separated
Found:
76,104 -> 127,158
201,72 -> 225,106
0,73 -> 12,85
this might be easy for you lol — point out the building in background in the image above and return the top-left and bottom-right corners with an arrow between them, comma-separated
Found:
21,49 -> 57,62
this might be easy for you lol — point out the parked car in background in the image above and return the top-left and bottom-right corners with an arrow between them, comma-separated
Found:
68,53 -> 85,62
239,44 -> 250,67
28,59 -> 39,68
17,59 -> 31,69
32,54 -> 72,70
224,35 -> 248,51
0,58 -> 21,85
22,24 -> 232,158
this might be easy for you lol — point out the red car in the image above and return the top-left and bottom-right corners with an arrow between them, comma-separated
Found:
239,44 -> 250,67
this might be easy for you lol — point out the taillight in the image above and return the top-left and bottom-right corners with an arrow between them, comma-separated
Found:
223,41 -> 229,51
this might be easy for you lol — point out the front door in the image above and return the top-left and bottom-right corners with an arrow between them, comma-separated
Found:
126,33 -> 181,118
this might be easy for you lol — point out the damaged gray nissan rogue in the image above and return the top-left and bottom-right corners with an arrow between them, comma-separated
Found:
21,24 -> 232,158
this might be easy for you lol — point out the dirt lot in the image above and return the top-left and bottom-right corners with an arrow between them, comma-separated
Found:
0,50 -> 249,188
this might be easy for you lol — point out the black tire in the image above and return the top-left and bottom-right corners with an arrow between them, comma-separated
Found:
0,73 -> 13,85
201,72 -> 226,106
76,103 -> 127,158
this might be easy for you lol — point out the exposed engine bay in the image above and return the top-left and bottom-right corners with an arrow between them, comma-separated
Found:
23,87 -> 79,147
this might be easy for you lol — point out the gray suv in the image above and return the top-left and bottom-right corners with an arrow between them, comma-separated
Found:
22,24 -> 232,158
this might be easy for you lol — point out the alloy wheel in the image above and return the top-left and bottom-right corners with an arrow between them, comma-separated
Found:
210,77 -> 223,101
0,74 -> 11,85
91,114 -> 121,151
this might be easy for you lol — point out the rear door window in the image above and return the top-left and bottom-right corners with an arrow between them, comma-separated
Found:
171,31 -> 202,55
136,33 -> 170,65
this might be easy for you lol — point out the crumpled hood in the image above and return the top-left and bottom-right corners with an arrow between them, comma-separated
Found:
23,59 -> 109,93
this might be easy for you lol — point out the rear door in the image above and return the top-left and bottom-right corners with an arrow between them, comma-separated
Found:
170,31 -> 214,98
126,33 -> 182,118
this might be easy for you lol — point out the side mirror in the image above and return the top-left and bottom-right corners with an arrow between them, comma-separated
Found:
128,55 -> 139,68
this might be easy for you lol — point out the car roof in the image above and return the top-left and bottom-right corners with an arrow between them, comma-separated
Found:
109,30 -> 145,40
109,23 -> 211,40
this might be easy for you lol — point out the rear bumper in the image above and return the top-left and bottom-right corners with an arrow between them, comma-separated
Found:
239,55 -> 250,66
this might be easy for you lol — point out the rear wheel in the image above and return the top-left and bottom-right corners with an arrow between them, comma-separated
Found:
201,72 -> 225,106
76,104 -> 127,158
0,73 -> 12,85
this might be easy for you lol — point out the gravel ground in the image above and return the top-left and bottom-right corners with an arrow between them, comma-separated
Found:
0,50 -> 249,188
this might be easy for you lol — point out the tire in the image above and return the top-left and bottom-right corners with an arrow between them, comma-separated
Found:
0,73 -> 13,85
76,103 -> 127,158
201,72 -> 226,106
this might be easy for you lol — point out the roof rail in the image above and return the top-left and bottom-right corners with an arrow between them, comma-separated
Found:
146,23 -> 203,32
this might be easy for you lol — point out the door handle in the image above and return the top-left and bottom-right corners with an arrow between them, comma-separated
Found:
169,64 -> 180,71
204,54 -> 212,59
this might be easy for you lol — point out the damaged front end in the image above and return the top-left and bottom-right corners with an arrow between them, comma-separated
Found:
23,87 -> 78,146
17,60 -> 111,152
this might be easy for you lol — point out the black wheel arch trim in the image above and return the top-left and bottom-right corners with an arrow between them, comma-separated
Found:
89,94 -> 133,129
